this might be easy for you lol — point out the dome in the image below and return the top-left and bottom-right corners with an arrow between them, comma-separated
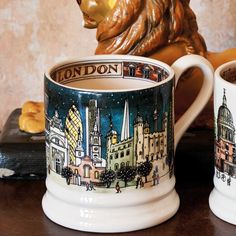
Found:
134,112 -> 143,124
144,120 -> 150,129
217,91 -> 235,131
217,90 -> 235,143
218,105 -> 235,130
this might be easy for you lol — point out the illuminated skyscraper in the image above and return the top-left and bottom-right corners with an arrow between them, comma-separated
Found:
65,105 -> 84,166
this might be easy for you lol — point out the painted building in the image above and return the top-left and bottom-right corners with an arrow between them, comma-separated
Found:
107,99 -> 168,176
48,111 -> 68,174
134,112 -> 167,164
86,100 -> 105,168
215,90 -> 236,177
65,105 -> 84,166
107,100 -> 134,171
69,156 -> 105,186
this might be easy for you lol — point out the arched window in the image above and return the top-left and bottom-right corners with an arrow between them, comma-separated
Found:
83,165 -> 91,178
126,149 -> 130,156
114,163 -> 119,171
94,171 -> 99,179
94,137 -> 98,144
120,151 -> 124,158
121,162 -> 125,168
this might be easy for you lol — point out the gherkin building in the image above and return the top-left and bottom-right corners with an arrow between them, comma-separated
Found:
65,105 -> 83,165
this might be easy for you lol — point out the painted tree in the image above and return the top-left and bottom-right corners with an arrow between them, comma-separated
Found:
117,166 -> 137,187
137,160 -> 153,183
100,169 -> 116,188
61,167 -> 73,185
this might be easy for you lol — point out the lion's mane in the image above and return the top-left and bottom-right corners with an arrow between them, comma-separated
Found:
96,0 -> 206,57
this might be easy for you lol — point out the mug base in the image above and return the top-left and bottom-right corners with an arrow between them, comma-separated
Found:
209,188 -> 236,225
42,176 -> 180,233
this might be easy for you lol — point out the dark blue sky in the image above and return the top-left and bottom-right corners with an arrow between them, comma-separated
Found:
45,78 -> 173,159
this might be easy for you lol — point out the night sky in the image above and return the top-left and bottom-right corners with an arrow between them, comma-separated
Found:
45,77 -> 174,159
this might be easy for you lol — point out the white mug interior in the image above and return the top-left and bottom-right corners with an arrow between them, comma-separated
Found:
46,55 -> 173,92
217,61 -> 236,85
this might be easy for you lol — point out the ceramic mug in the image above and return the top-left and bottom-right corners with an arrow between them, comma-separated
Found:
209,60 -> 236,225
42,54 -> 213,233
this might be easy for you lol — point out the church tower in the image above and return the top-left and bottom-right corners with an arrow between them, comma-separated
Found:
134,111 -> 144,164
86,100 -> 102,164
90,115 -> 102,163
106,115 -> 118,153
153,108 -> 158,132
143,119 -> 151,161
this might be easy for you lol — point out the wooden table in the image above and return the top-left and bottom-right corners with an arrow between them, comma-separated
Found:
1,129 -> 236,236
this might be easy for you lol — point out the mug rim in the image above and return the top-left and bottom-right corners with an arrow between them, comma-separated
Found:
215,60 -> 236,87
45,54 -> 175,93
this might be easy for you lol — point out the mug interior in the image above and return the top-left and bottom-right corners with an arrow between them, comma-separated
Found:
47,56 -> 171,92
219,61 -> 236,84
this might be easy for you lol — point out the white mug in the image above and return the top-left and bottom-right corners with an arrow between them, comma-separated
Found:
209,60 -> 236,225
42,54 -> 213,233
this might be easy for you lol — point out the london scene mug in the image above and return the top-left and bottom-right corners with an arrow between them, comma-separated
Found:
42,54 -> 213,233
209,60 -> 236,225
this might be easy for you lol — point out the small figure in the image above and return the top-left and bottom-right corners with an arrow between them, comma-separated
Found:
139,178 -> 144,188
152,166 -> 160,186
136,176 -> 141,189
152,170 -> 157,186
227,177 -> 231,186
86,182 -> 90,191
115,181 -> 121,193
89,181 -> 96,191
221,173 -> 226,182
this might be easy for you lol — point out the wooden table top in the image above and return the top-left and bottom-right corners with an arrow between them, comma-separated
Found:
1,129 -> 236,235
1,179 -> 235,236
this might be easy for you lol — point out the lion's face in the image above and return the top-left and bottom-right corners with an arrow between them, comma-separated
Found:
77,0 -> 117,29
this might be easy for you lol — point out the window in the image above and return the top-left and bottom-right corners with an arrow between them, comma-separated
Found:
115,153 -> 119,159
110,155 -> 113,160
83,165 -> 91,178
225,151 -> 229,161
94,137 -> 98,144
55,158 -> 61,174
94,171 -> 99,179
126,149 -> 130,156
115,163 -> 119,171
225,144 -> 229,150
120,151 -> 124,158
121,162 -> 125,168
126,161 -> 130,166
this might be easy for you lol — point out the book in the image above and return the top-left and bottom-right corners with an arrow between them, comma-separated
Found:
0,109 -> 46,179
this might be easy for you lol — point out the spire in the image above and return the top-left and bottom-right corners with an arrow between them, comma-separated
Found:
121,99 -> 130,141
223,89 -> 227,107
109,114 -> 113,131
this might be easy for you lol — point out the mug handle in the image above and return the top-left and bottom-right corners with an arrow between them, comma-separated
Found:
171,54 -> 214,150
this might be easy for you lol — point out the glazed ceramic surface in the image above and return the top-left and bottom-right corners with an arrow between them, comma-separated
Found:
209,60 -> 236,225
42,55 -> 213,232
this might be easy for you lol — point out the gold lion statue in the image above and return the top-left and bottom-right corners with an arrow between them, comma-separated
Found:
78,0 -> 236,128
